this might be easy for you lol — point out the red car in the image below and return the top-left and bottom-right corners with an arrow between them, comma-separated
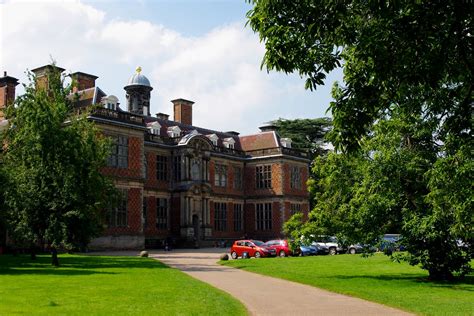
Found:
230,240 -> 276,259
263,239 -> 295,257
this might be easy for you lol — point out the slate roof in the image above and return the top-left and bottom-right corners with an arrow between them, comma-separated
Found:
144,116 -> 244,151
239,131 -> 280,151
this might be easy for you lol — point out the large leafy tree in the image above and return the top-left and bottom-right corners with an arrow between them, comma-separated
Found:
272,117 -> 332,159
248,1 -> 473,280
2,67 -> 115,265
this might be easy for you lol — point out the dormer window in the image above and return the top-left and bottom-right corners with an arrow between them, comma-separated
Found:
281,138 -> 292,148
223,137 -> 235,149
101,95 -> 119,111
207,134 -> 218,146
167,126 -> 181,138
147,121 -> 161,135
189,129 -> 199,136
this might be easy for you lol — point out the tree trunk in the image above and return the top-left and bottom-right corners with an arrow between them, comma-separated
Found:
51,246 -> 59,267
30,244 -> 36,260
428,268 -> 454,281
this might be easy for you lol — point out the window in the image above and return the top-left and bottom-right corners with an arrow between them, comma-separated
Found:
156,155 -> 168,181
280,138 -> 292,148
214,202 -> 227,231
147,122 -> 161,135
167,126 -> 181,138
107,135 -> 128,168
144,154 -> 148,180
223,137 -> 235,149
256,165 -> 272,189
156,198 -> 168,230
173,156 -> 182,181
233,166 -> 242,189
256,203 -> 272,230
208,134 -> 218,146
233,204 -> 243,231
290,203 -> 302,216
290,166 -> 302,189
101,95 -> 118,110
214,164 -> 227,187
143,197 -> 148,228
107,189 -> 128,227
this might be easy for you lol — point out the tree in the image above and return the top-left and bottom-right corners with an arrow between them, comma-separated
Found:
247,1 -> 473,280
0,164 -> 6,250
2,66 -> 115,266
272,117 -> 332,159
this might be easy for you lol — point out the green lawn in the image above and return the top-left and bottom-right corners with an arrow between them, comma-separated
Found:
0,254 -> 247,315
222,253 -> 473,315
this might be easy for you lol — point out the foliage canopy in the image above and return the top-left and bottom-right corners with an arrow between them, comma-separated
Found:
2,66 -> 116,264
248,0 -> 473,280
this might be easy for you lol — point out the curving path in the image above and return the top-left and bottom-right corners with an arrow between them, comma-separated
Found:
150,248 -> 412,316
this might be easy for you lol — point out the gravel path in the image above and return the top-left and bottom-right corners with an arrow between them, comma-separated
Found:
147,248 -> 412,316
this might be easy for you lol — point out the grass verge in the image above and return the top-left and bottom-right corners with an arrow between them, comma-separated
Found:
0,254 -> 247,315
221,253 -> 473,315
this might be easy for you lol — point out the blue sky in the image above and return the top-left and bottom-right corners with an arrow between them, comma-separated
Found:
1,0 -> 342,134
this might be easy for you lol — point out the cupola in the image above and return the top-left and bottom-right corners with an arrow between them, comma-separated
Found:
124,66 -> 153,116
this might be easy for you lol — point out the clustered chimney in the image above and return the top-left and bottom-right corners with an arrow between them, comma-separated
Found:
31,65 -> 65,91
70,71 -> 98,93
0,71 -> 19,120
156,112 -> 169,121
259,122 -> 278,132
172,98 -> 194,126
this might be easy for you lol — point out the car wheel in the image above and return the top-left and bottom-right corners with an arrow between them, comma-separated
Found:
231,251 -> 238,259
279,250 -> 286,257
329,247 -> 337,255
255,251 -> 261,258
349,248 -> 356,255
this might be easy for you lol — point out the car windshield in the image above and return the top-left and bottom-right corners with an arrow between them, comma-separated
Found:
252,240 -> 264,246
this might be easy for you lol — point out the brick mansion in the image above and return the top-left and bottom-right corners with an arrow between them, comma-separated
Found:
0,65 -> 310,249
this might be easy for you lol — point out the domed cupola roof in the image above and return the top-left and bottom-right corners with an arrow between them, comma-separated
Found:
125,66 -> 153,90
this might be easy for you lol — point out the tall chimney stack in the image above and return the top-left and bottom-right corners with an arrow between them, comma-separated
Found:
0,71 -> 19,120
31,64 -> 65,91
70,71 -> 98,93
172,98 -> 194,126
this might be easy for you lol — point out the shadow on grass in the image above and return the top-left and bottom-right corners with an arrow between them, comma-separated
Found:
330,274 -> 474,291
0,254 -> 169,276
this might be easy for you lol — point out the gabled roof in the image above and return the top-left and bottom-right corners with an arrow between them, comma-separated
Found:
70,86 -> 107,107
239,131 -> 279,151
144,116 -> 243,150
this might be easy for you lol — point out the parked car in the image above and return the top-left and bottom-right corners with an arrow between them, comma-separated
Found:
230,240 -> 276,259
379,234 -> 405,253
347,244 -> 363,254
312,236 -> 343,255
299,244 -> 318,256
263,239 -> 295,257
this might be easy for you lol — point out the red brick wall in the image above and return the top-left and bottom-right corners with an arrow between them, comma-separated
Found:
244,203 -> 255,233
170,196 -> 181,235
242,201 -> 284,240
282,162 -> 309,197
144,196 -> 170,238
102,136 -> 143,179
174,103 -> 192,125
104,188 -> 142,235
0,84 -> 16,120
244,162 -> 283,196
144,152 -> 169,190
210,201 -> 245,239
211,160 -> 245,197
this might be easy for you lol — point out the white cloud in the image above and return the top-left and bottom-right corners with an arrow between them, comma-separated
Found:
1,0 -> 330,134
